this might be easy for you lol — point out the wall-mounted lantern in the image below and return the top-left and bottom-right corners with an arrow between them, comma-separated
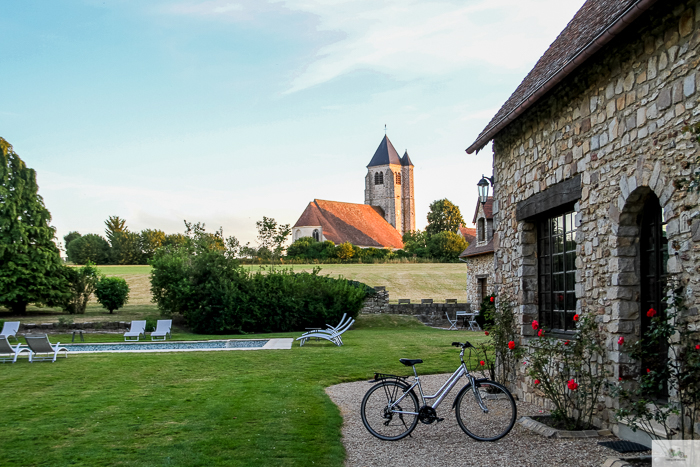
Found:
477,175 -> 494,204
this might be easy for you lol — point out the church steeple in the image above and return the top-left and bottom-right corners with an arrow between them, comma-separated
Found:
367,135 -> 402,167
401,150 -> 414,167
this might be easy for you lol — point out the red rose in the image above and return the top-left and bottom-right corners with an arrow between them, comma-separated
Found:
696,345 -> 700,350
490,296 -> 494,303
479,360 -> 485,366
647,308 -> 657,317
618,336 -> 624,345
508,341 -> 515,350
564,340 -> 570,346
531,320 -> 539,330
484,331 -> 489,336
573,314 -> 579,322
534,379 -> 540,385
567,379 -> 579,390
647,368 -> 651,373
619,377 -> 623,381
538,329 -> 545,337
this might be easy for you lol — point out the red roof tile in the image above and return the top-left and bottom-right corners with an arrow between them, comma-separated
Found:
468,0 -> 659,153
458,226 -> 477,244
293,199 -> 404,249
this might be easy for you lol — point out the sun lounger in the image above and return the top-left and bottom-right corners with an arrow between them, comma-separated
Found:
0,335 -> 31,363
25,335 -> 68,363
0,321 -> 20,342
296,318 -> 355,347
124,320 -> 147,341
151,320 -> 172,340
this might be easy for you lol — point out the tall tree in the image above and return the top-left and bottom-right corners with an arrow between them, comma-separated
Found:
425,199 -> 465,236
255,216 -> 291,260
140,229 -> 166,261
0,137 -> 69,313
63,231 -> 82,262
104,215 -> 127,244
66,233 -> 111,264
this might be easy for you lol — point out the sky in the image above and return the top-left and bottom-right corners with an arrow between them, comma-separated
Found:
0,0 -> 586,250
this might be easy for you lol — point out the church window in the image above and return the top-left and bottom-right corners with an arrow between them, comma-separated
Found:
538,210 -> 577,332
477,218 -> 485,242
312,229 -> 320,241
374,172 -> 384,185
396,173 -> 401,185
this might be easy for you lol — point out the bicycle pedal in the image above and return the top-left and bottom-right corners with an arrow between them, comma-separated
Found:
436,417 -> 444,423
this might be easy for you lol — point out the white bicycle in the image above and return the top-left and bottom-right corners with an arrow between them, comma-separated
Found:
361,341 -> 517,441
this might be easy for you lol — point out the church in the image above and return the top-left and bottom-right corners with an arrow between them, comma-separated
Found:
291,135 -> 415,249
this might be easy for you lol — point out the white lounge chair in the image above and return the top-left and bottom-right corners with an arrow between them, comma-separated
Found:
124,320 -> 147,341
0,321 -> 20,343
300,313 -> 349,337
151,320 -> 172,340
445,312 -> 458,330
25,335 -> 68,363
296,318 -> 355,347
0,335 -> 31,363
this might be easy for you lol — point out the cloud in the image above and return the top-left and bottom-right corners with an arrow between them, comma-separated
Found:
278,0 -> 586,93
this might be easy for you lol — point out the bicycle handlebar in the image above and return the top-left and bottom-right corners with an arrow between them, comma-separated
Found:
451,341 -> 474,349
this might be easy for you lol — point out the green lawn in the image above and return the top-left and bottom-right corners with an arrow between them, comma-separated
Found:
0,314 -> 487,466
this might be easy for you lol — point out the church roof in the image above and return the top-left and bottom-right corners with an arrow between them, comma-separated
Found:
367,135 -> 402,167
467,0 -> 659,153
293,199 -> 404,249
401,151 -> 414,167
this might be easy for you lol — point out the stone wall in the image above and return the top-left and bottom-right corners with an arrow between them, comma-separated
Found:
465,253 -> 495,310
490,0 -> 700,433
361,286 -> 472,327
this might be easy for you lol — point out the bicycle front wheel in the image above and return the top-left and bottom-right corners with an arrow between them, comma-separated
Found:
361,380 -> 419,441
454,380 -> 517,441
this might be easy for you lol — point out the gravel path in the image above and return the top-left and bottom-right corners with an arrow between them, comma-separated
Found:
326,373 -> 617,467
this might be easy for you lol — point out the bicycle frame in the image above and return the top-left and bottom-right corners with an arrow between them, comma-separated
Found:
389,345 -> 488,415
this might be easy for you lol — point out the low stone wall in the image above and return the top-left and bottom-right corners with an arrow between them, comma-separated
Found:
361,286 -> 472,327
18,321 -> 131,333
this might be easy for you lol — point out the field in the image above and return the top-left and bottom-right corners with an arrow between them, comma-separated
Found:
0,263 -> 468,323
0,315 -> 488,466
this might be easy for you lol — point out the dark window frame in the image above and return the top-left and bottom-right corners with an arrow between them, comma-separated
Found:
374,172 -> 384,185
537,205 -> 577,333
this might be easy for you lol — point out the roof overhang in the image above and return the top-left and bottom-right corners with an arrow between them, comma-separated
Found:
466,0 -> 659,155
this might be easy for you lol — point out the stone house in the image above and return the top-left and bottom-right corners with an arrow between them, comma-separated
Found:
466,0 -> 700,440
292,135 -> 414,248
459,198 -> 495,310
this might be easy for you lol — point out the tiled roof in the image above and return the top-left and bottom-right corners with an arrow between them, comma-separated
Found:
367,135 -> 402,167
468,0 -> 657,153
473,197 -> 493,224
293,199 -> 404,249
459,238 -> 495,258
458,226 -> 477,244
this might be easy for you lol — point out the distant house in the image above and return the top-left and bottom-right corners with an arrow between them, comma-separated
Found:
466,0 -> 700,441
291,135 -> 415,248
459,198 -> 494,308
292,199 -> 404,249
457,225 -> 477,245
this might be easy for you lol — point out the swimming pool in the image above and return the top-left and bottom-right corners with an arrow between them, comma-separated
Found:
62,338 -> 292,353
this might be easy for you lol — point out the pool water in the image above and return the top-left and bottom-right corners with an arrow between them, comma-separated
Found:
63,339 -> 269,353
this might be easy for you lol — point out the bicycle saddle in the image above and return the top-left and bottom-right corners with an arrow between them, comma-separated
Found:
399,358 -> 423,366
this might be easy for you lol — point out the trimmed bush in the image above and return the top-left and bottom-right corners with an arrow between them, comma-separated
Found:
151,229 -> 373,334
95,277 -> 130,313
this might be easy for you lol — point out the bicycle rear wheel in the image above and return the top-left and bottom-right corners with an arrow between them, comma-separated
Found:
361,380 -> 419,441
454,380 -> 516,441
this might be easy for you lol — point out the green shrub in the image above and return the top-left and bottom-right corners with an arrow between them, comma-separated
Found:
427,231 -> 468,262
151,225 -> 373,334
94,277 -> 130,313
62,263 -> 101,314
66,234 -> 110,265
145,318 -> 157,333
